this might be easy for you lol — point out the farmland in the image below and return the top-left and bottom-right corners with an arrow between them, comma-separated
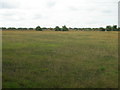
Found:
2,31 -> 118,88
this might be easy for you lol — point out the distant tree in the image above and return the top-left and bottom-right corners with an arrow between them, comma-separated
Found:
73,28 -> 78,30
55,26 -> 61,31
49,27 -> 53,30
88,28 -> 92,31
1,27 -> 6,30
106,26 -> 112,31
62,25 -> 68,31
17,28 -> 23,30
99,27 -> 105,31
85,28 -> 91,31
118,27 -> 120,31
35,26 -> 42,31
69,27 -> 72,30
42,27 -> 47,30
7,27 -> 16,30
28,28 -> 34,30
22,28 -> 28,30
112,25 -> 117,31
79,28 -> 82,31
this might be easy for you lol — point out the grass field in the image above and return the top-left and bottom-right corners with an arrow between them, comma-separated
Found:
2,31 -> 118,88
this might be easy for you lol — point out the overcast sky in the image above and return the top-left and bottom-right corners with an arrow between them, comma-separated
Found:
0,0 -> 118,28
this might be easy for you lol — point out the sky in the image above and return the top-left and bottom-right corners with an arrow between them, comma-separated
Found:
0,0 -> 118,28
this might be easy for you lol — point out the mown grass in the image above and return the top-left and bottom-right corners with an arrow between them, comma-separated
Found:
2,31 -> 118,88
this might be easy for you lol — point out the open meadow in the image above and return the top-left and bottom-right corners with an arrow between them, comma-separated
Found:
2,31 -> 118,88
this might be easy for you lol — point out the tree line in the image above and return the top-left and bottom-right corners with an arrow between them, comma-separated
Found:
1,25 -> 119,31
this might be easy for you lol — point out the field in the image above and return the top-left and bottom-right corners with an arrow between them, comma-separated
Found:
2,31 -> 118,88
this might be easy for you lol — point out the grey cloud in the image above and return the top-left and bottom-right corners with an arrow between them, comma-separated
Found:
69,6 -> 79,11
0,0 -> 18,9
0,12 -> 25,21
102,10 -> 112,13
33,14 -> 43,19
46,1 -> 56,8
0,0 -> 117,28
68,6 -> 97,13
0,12 -> 15,16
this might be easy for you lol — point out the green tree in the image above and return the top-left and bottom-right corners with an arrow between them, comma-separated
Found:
106,26 -> 112,31
112,25 -> 117,31
1,27 -> 6,30
62,25 -> 68,31
22,28 -> 28,30
99,27 -> 105,31
42,27 -> 47,30
7,27 -> 16,30
35,26 -> 42,31
118,27 -> 120,31
55,26 -> 61,31
28,28 -> 34,30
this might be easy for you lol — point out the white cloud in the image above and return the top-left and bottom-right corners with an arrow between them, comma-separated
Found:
0,0 -> 118,28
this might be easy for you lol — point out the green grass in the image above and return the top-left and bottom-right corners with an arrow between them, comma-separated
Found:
2,31 -> 118,88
